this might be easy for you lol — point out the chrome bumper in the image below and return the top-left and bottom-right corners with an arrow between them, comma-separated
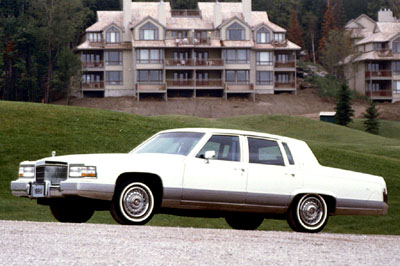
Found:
10,179 -> 114,201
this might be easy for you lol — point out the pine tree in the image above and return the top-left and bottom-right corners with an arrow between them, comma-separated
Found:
333,0 -> 346,30
319,0 -> 336,53
287,9 -> 304,48
363,101 -> 380,134
335,84 -> 354,126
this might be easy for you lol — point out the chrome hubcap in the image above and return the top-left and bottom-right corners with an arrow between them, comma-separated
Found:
122,186 -> 150,218
299,196 -> 324,227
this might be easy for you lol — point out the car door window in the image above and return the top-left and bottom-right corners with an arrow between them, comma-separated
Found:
248,138 -> 284,166
196,135 -> 240,162
282,142 -> 295,165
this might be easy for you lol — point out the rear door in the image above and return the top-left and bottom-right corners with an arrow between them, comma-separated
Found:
182,134 -> 247,205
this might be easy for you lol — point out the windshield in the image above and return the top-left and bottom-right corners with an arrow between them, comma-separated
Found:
134,132 -> 205,156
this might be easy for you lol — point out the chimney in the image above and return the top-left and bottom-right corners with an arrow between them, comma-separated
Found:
158,0 -> 166,26
242,0 -> 252,25
214,0 -> 222,27
378,8 -> 396,22
123,0 -> 132,41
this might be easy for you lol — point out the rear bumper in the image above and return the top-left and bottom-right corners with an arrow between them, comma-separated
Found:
10,178 -> 114,201
334,199 -> 389,215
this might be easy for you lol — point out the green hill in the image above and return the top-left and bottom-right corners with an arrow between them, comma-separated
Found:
1,100 -> 399,234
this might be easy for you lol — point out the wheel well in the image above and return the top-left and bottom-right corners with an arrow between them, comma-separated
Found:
115,173 -> 163,209
290,193 -> 336,215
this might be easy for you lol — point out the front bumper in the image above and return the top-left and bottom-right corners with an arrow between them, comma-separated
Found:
10,178 -> 114,201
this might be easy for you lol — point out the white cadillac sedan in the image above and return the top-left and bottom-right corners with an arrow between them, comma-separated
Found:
11,128 -> 388,232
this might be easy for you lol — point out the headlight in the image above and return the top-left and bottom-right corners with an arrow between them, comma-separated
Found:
69,165 -> 97,178
18,165 -> 35,178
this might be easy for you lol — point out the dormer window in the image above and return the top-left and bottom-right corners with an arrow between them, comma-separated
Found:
88,32 -> 102,43
273,33 -> 285,42
227,22 -> 245,41
106,27 -> 120,43
392,37 -> 400,53
139,22 -> 159,41
256,28 -> 270,44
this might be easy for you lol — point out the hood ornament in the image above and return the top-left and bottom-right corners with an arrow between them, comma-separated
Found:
52,151 -> 56,157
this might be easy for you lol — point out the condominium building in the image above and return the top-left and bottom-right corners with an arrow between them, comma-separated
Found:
77,0 -> 301,100
345,9 -> 400,102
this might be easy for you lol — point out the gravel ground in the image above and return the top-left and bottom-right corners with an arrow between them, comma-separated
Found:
1,220 -> 399,266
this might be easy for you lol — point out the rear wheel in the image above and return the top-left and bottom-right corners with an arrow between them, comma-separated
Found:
50,199 -> 94,223
287,194 -> 328,233
225,213 -> 264,230
110,181 -> 155,225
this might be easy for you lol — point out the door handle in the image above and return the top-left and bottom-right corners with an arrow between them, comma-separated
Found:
234,168 -> 245,172
285,173 -> 295,177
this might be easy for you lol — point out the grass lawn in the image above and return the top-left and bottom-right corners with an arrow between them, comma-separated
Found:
1,100 -> 399,234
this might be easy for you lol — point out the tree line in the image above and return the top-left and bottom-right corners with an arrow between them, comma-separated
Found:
1,0 -> 399,102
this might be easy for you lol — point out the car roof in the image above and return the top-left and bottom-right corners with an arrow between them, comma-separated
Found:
159,128 -> 300,143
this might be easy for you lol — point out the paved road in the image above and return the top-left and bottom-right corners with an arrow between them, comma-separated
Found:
1,220 -> 399,265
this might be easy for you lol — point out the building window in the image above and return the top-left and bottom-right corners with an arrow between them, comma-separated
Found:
366,63 -> 379,71
88,32 -> 102,42
81,53 -> 102,66
226,70 -> 249,83
106,71 -> 123,85
276,54 -> 290,63
273,33 -> 285,42
172,31 -> 188,39
82,74 -> 101,83
224,49 -> 250,64
276,74 -> 290,83
106,27 -> 120,43
393,61 -> 400,75
394,81 -> 400,93
256,28 -> 271,43
256,71 -> 273,85
137,70 -> 162,83
137,49 -> 163,64
393,37 -> 400,53
226,22 -> 245,41
139,22 -> 159,40
256,52 -> 273,65
367,82 -> 380,91
105,51 -> 122,65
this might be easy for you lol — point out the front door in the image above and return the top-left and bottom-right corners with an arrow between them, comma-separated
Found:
182,135 -> 247,205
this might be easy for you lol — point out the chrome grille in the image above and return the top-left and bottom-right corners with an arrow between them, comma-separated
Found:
35,162 -> 68,185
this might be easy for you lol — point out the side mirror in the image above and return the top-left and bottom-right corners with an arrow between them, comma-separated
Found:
204,150 -> 216,163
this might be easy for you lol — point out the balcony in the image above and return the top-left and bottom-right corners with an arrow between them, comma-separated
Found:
165,58 -> 224,68
166,79 -> 195,87
82,81 -> 104,90
82,61 -> 104,68
167,37 -> 211,46
365,70 -> 392,78
274,82 -> 296,90
226,83 -> 254,92
274,61 -> 295,69
377,49 -> 393,57
88,40 -> 105,47
196,79 -> 224,88
365,90 -> 392,97
171,9 -> 201,17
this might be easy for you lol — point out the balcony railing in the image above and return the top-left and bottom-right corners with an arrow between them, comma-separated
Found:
365,70 -> 392,78
366,90 -> 392,97
377,49 -> 393,57
274,61 -> 295,68
88,40 -> 104,47
167,37 -> 211,46
136,83 -> 166,92
82,81 -> 104,89
196,79 -> 223,87
274,82 -> 296,89
226,83 -> 254,91
137,59 -> 164,64
82,61 -> 104,68
171,9 -> 201,17
166,79 -> 195,87
165,58 -> 224,67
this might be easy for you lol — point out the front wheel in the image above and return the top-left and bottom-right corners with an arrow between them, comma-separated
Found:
50,199 -> 94,223
110,181 -> 155,225
287,194 -> 328,233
